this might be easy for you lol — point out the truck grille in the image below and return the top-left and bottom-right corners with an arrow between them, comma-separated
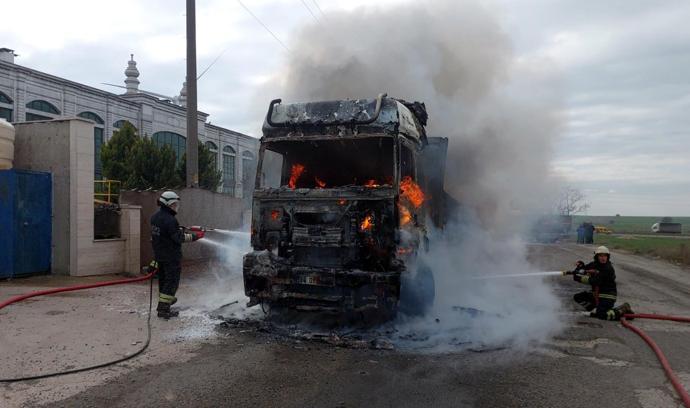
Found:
292,226 -> 342,247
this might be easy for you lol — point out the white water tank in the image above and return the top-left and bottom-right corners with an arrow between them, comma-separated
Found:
0,118 -> 15,169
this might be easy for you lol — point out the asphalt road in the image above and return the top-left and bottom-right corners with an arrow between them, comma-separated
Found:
4,244 -> 690,407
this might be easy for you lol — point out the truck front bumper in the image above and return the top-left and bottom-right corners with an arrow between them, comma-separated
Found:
243,251 -> 400,313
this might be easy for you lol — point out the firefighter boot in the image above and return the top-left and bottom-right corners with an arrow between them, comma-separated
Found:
157,302 -> 179,319
615,302 -> 634,320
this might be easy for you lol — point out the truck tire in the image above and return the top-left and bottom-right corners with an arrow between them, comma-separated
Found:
399,263 -> 435,317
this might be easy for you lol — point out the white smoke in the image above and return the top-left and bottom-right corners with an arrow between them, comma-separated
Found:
255,0 -> 566,350
183,231 -> 257,319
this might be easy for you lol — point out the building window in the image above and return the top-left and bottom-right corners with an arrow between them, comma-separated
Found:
205,141 -> 218,171
242,150 -> 256,199
113,119 -> 135,130
222,145 -> 236,195
26,100 -> 60,115
152,131 -> 186,165
25,112 -> 53,121
77,111 -> 104,125
78,112 -> 106,179
0,91 -> 11,122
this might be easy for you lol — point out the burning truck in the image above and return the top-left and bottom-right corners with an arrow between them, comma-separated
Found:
243,94 -> 450,319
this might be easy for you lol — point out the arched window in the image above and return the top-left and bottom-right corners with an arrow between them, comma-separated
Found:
78,112 -> 106,179
242,150 -> 256,198
0,91 -> 12,122
77,111 -> 104,124
222,145 -> 236,195
205,141 -> 218,171
152,131 -> 186,164
113,119 -> 135,130
25,99 -> 60,121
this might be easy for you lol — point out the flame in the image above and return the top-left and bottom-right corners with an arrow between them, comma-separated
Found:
315,176 -> 326,188
400,176 -> 425,209
398,203 -> 412,226
360,213 -> 374,231
288,163 -> 305,189
396,247 -> 413,256
337,199 -> 347,206
270,209 -> 281,221
363,179 -> 380,188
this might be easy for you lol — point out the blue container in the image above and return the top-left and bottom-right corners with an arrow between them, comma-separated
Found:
0,169 -> 52,278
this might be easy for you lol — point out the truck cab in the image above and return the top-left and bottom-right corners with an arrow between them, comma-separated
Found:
243,94 -> 448,318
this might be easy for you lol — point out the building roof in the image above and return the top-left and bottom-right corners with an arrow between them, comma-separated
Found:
0,59 -> 255,140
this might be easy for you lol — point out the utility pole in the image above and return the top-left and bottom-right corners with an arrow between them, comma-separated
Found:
185,0 -> 199,188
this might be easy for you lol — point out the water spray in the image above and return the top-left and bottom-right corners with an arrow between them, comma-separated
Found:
470,271 -> 567,280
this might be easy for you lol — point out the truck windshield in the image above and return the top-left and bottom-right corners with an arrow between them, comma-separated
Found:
259,137 -> 394,189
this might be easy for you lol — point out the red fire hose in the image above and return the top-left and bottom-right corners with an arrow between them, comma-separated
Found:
0,271 -> 156,382
621,314 -> 690,408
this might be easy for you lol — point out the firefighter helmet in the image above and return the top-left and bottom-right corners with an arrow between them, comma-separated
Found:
594,246 -> 610,255
158,191 -> 180,208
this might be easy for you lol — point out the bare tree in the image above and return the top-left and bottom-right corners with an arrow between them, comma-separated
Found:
556,187 -> 590,216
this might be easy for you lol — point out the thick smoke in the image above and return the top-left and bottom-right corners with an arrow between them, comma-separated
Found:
264,0 -> 565,349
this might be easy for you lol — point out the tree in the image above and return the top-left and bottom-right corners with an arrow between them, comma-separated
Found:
556,186 -> 590,216
126,137 -> 182,190
101,122 -> 138,182
177,143 -> 222,191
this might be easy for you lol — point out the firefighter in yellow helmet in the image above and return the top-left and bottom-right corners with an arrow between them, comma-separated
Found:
572,246 -> 634,320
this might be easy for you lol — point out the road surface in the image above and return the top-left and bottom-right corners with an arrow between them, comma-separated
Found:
2,244 -> 689,407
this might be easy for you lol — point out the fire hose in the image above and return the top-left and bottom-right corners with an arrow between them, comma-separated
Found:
621,314 -> 690,407
0,270 -> 156,382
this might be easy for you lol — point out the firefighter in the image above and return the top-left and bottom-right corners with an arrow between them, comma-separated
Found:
151,191 -> 204,319
572,246 -> 633,320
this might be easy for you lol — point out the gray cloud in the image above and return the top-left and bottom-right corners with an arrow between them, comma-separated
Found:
3,0 -> 689,215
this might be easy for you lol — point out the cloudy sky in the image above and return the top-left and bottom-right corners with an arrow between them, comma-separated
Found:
3,0 -> 689,216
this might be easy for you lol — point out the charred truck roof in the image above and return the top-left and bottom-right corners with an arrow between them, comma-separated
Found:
262,93 -> 428,143
244,94 -> 445,319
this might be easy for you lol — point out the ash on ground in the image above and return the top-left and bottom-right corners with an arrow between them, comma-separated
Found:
212,306 -> 507,353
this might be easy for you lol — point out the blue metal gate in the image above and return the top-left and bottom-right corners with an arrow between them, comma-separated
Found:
0,169 -> 52,278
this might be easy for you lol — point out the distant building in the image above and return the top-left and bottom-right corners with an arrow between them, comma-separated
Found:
0,47 -> 258,198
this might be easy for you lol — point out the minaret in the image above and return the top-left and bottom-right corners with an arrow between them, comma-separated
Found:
179,81 -> 187,107
124,54 -> 140,94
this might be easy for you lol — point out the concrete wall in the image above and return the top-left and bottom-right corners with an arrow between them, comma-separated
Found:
14,119 -> 140,276
14,120 -> 74,273
121,188 -> 246,266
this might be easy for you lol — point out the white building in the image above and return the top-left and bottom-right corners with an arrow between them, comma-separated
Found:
0,48 -> 258,199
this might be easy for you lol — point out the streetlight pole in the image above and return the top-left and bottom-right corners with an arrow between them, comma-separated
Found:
185,0 -> 199,188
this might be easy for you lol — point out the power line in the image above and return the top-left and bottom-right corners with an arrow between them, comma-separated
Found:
197,48 -> 227,80
236,0 -> 291,52
300,0 -> 320,22
311,0 -> 327,19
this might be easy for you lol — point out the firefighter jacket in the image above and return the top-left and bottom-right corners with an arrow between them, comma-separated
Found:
151,205 -> 185,263
574,260 -> 617,300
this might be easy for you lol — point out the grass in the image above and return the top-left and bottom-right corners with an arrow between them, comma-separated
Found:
572,215 -> 690,235
594,234 -> 690,266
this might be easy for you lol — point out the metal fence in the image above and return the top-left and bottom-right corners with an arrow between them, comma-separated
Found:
94,180 -> 121,204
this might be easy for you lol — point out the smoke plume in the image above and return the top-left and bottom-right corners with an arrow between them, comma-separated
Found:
263,0 -> 565,349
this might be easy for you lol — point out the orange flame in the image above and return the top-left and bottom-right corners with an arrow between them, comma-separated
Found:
315,176 -> 326,188
288,164 -> 305,189
360,213 -> 374,231
270,210 -> 280,221
337,199 -> 347,206
396,247 -> 413,256
398,203 -> 412,226
363,179 -> 380,188
400,176 -> 425,209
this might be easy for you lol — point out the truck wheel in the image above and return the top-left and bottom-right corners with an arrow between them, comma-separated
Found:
399,263 -> 435,317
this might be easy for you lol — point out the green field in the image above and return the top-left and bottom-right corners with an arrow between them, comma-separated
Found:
572,215 -> 690,235
593,234 -> 690,265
